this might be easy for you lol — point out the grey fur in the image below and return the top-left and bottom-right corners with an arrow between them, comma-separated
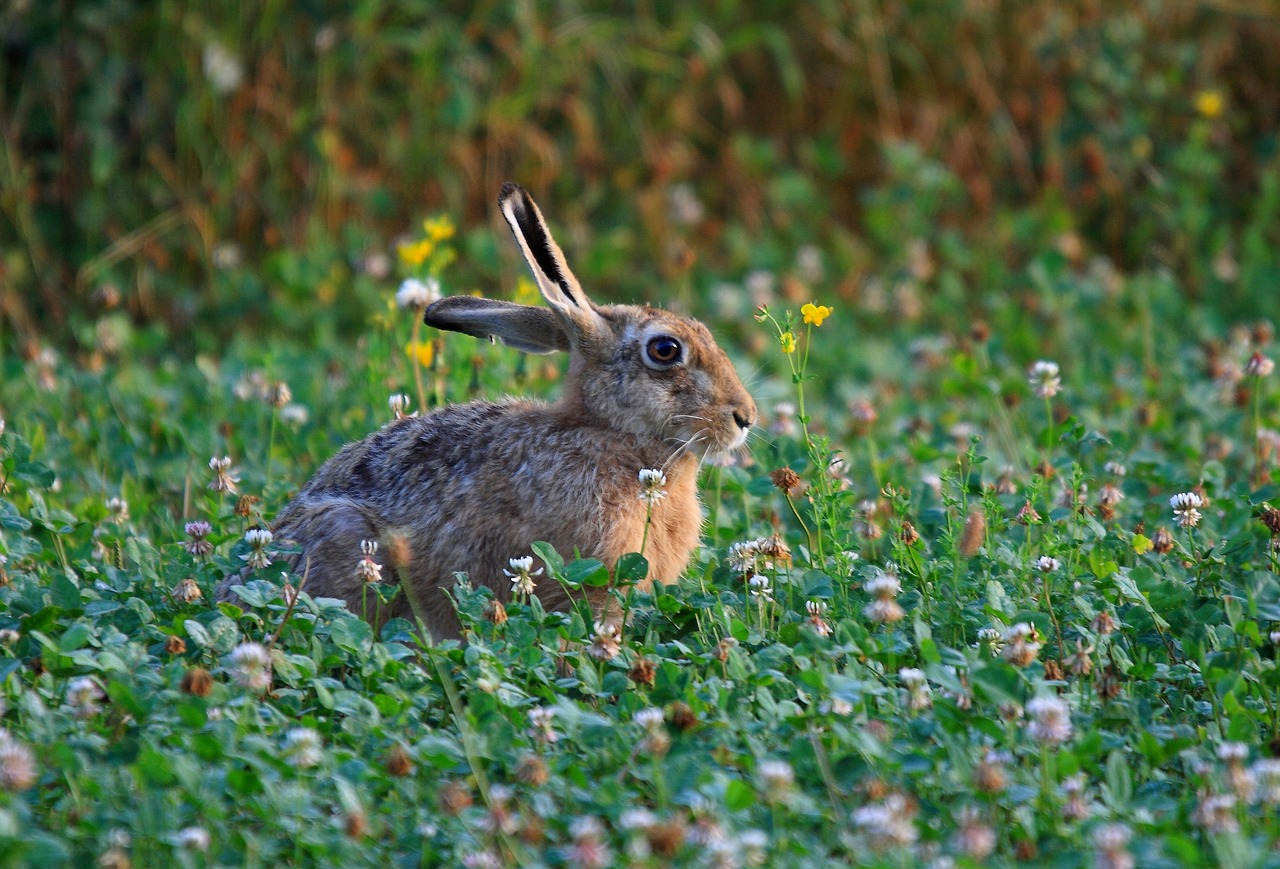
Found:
216,183 -> 756,639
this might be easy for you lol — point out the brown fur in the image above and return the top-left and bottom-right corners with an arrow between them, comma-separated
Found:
216,184 -> 755,639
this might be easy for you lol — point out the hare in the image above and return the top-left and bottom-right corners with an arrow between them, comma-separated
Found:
217,183 -> 756,639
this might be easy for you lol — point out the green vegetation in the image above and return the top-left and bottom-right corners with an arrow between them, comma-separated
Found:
3,2 -> 1280,867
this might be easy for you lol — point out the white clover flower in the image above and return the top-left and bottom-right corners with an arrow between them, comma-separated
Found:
1028,360 -> 1062,398
389,393 -> 412,419
1252,758 -> 1280,804
899,668 -> 932,710
1025,696 -> 1073,744
634,708 -> 665,732
208,456 -> 239,494
748,574 -> 772,601
282,727 -> 323,769
173,827 -> 211,852
504,555 -> 543,597
202,43 -> 243,94
241,528 -> 274,570
638,468 -> 667,508
227,641 -> 273,692
1092,822 -> 1132,869
66,677 -> 104,718
1104,461 -> 1127,477
587,621 -> 622,661
1193,793 -> 1239,833
279,403 -> 309,427
1217,742 -> 1248,763
355,540 -> 382,583
739,828 -> 770,865
1034,556 -> 1061,573
105,497 -> 129,522
618,808 -> 659,831
396,277 -> 441,310
851,793 -> 918,850
667,183 -> 705,227
528,706 -> 557,744
1170,492 -> 1205,528
756,759 -> 795,802
183,520 -> 214,557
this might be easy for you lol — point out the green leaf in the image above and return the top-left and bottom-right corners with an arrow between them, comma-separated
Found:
13,461 -> 55,488
531,541 -> 564,577
564,558 -> 610,588
50,573 -> 82,609
58,622 -> 91,651
329,616 -> 373,654
614,552 -> 649,584
183,619 -> 212,648
724,779 -> 756,811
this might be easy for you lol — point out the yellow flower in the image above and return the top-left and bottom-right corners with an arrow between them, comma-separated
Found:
405,339 -> 434,367
779,331 -> 796,354
397,238 -> 433,268
423,215 -> 455,242
801,303 -> 833,327
1194,89 -> 1224,119
514,275 -> 540,305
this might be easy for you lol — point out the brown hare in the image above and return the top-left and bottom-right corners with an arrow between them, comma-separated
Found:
217,183 -> 756,639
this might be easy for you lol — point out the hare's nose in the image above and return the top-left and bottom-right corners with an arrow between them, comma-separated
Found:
733,408 -> 755,431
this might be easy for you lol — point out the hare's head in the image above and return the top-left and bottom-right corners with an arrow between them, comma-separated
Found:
424,183 -> 756,458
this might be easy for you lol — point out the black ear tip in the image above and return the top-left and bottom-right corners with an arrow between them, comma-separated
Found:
499,182 -> 525,207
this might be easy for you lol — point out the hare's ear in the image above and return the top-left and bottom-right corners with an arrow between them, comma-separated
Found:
499,183 -> 606,342
424,297 -> 570,354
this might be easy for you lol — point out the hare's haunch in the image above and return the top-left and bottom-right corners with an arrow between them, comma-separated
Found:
217,184 -> 756,638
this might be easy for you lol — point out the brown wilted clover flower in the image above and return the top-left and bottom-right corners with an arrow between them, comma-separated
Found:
1001,623 -> 1042,667
0,730 -> 37,792
1065,639 -> 1094,677
516,754 -> 549,787
953,807 -> 996,861
262,380 -> 292,409
628,657 -> 657,687
180,666 -> 214,697
958,508 -> 986,557
164,635 -> 187,655
172,577 -> 203,603
1150,527 -> 1175,554
1261,506 -> 1280,537
1096,483 -> 1125,520
483,598 -> 508,626
438,780 -> 472,816
899,521 -> 920,546
973,750 -> 1009,794
1090,610 -> 1118,636
769,467 -> 802,496
385,744 -> 414,778
1015,501 -> 1042,525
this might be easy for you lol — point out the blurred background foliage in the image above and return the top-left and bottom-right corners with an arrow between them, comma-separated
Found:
2,0 -> 1279,359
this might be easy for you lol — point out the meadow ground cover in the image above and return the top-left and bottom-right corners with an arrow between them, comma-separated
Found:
5,3 -> 1280,867
1,199 -> 1279,867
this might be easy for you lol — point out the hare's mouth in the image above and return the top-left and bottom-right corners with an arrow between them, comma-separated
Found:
668,418 -> 750,460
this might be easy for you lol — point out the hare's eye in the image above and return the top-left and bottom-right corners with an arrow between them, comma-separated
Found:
645,336 -> 683,366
